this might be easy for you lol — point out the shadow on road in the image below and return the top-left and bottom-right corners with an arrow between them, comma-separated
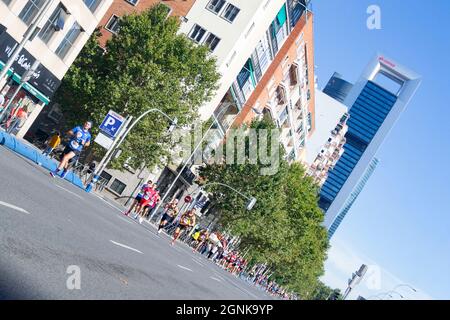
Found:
0,267 -> 36,300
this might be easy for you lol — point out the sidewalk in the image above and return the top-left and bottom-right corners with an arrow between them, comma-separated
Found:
0,130 -> 85,189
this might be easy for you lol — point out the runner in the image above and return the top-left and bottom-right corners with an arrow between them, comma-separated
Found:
132,183 -> 156,221
124,180 -> 152,216
170,208 -> 196,246
138,183 -> 160,224
50,121 -> 92,178
158,198 -> 179,233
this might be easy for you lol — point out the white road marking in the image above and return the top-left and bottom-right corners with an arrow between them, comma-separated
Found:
213,274 -> 225,281
210,276 -> 222,282
55,184 -> 83,200
192,259 -> 205,267
0,201 -> 30,214
94,195 -> 123,212
116,215 -> 133,224
239,287 -> 258,298
177,265 -> 193,272
110,240 -> 143,254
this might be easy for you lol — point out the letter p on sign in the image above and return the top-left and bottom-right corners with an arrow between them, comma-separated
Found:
105,116 -> 116,127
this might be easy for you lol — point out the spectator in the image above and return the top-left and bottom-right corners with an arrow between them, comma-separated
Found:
42,131 -> 61,158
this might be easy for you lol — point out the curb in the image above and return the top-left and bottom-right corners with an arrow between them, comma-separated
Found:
0,131 -> 85,189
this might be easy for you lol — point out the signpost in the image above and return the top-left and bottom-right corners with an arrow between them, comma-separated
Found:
99,110 -> 125,138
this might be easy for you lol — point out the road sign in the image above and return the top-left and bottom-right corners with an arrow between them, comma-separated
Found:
99,110 -> 125,138
94,132 -> 114,149
184,195 -> 193,203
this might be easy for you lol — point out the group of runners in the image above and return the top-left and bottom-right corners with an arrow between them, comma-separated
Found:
44,121 -> 295,299
124,183 -> 197,246
123,181 -> 161,224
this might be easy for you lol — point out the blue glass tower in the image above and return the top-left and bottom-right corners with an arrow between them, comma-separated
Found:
327,157 -> 379,239
319,81 -> 397,212
320,55 -> 421,238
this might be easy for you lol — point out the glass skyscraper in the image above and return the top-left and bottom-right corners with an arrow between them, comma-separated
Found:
320,55 -> 421,238
319,80 -> 397,212
327,157 -> 379,238
323,72 -> 353,104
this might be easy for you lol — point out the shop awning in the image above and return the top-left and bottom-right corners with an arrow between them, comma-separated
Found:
0,61 -> 50,105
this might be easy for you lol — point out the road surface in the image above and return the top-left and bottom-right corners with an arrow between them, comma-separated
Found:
0,146 -> 272,300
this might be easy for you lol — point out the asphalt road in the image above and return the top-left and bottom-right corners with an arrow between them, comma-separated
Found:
0,146 -> 272,300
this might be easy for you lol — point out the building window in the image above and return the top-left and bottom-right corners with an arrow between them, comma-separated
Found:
19,0 -> 46,26
100,171 -> 112,184
204,33 -> 221,51
110,179 -> 127,195
83,0 -> 102,13
221,3 -> 240,22
47,103 -> 63,123
125,0 -> 139,6
105,15 -> 120,34
307,112 -> 312,131
55,22 -> 83,59
206,0 -> 226,14
38,4 -> 68,44
189,24 -> 206,43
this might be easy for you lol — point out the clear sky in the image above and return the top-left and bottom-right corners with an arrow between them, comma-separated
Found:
312,0 -> 450,299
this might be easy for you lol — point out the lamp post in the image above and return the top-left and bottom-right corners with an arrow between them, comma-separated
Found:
149,104 -> 235,220
384,291 -> 405,300
380,284 -> 416,300
392,284 -> 417,293
87,108 -> 176,191
194,182 -> 256,211
367,283 -> 417,300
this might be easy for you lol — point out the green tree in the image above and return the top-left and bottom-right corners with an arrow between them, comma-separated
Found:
198,116 -> 329,298
311,281 -> 343,300
54,4 -> 219,169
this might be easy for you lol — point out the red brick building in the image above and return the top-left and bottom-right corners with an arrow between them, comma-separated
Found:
98,0 -> 196,47
231,12 -> 316,162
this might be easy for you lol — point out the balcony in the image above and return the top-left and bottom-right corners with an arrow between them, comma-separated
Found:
214,92 -> 240,132
276,84 -> 287,106
289,63 -> 299,86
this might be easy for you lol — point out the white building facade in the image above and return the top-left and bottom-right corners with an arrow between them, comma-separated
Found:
0,0 -> 112,137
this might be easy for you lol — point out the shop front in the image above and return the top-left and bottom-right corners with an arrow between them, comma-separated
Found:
0,24 -> 61,138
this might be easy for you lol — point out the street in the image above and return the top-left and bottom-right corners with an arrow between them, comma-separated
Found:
0,146 -> 272,300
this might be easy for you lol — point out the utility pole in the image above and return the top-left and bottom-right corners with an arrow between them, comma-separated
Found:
343,264 -> 368,300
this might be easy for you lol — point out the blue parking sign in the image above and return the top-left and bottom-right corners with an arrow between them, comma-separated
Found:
99,110 -> 125,138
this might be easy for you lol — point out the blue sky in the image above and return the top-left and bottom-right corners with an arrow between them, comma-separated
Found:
312,0 -> 450,299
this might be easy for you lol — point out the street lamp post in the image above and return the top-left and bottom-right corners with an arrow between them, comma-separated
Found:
367,284 -> 417,300
384,291 -> 405,300
193,182 -> 256,211
149,104 -> 235,220
87,108 -> 176,191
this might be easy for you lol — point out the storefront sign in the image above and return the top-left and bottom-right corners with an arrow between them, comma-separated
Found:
0,25 -> 61,101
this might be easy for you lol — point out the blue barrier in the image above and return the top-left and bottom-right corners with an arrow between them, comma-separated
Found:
0,131 -> 85,189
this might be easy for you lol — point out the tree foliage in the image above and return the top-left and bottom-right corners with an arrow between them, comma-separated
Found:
198,117 -> 329,298
311,282 -> 343,300
54,4 -> 219,169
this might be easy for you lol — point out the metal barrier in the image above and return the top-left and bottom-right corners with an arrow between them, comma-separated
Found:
70,162 -> 110,191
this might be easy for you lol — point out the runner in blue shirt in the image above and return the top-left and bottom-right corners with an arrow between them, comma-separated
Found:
50,121 -> 92,178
